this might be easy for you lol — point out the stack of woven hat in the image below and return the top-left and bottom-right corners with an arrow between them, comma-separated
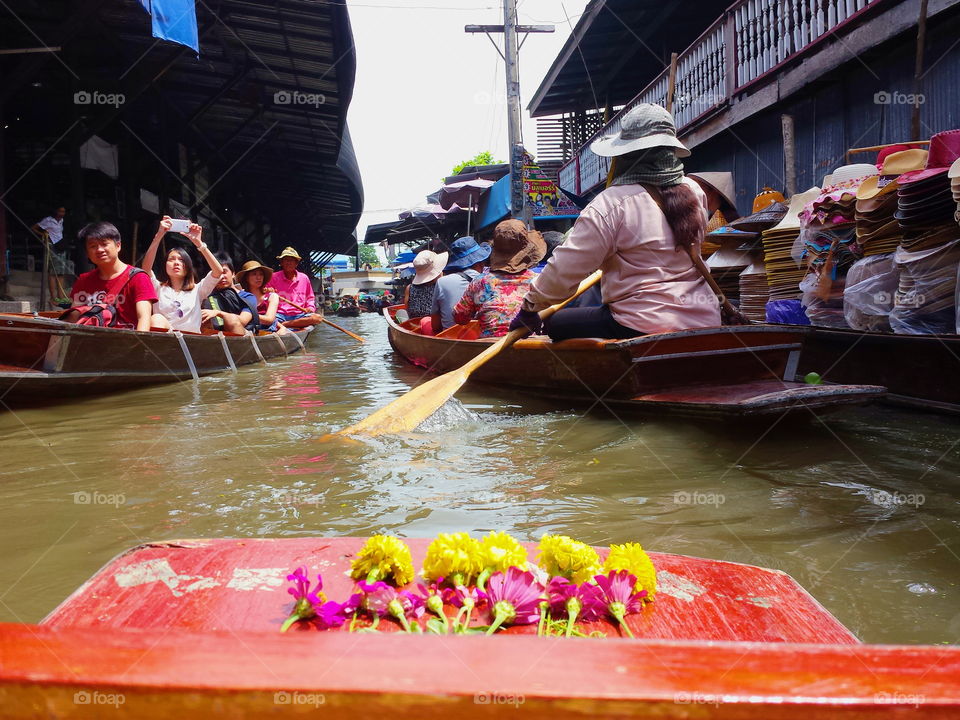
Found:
855,148 -> 927,256
723,191 -> 788,320
796,164 -> 880,327
952,157 -> 960,221
761,188 -> 820,304
889,130 -> 960,334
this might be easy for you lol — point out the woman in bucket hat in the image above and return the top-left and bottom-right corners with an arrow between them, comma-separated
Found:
452,219 -> 546,337
404,250 -> 448,332
510,103 -> 720,340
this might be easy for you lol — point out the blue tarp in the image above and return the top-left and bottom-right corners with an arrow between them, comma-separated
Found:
138,0 -> 199,53
476,175 -> 511,231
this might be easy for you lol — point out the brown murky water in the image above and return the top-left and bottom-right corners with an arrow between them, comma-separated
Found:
1,313 -> 958,644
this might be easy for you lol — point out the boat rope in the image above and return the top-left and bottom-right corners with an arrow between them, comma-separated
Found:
273,332 -> 289,356
173,331 -> 199,381
249,333 -> 267,364
288,328 -> 305,351
217,332 -> 237,373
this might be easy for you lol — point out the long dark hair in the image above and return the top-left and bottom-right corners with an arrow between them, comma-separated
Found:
656,183 -> 705,253
158,247 -> 197,290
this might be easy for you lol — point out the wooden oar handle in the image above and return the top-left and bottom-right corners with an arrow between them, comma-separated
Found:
264,288 -> 316,315
537,270 -> 602,321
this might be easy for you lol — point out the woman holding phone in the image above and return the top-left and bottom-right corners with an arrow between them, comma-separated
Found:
141,216 -> 224,332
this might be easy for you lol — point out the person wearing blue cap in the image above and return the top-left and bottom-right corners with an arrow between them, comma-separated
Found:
430,235 -> 491,333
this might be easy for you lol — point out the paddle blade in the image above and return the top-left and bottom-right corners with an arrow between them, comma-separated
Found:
338,367 -> 471,437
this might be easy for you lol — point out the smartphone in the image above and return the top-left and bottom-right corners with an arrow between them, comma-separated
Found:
168,218 -> 191,234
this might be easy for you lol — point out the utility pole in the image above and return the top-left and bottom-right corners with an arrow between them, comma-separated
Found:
466,1 -> 553,224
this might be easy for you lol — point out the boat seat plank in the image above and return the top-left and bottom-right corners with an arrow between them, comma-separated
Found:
42,537 -> 858,645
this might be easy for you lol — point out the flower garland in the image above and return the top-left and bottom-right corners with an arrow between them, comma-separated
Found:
280,533 -> 657,637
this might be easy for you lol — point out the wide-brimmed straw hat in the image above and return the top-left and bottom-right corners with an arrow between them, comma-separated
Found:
412,250 -> 448,285
728,201 -> 789,233
590,104 -> 690,159
857,149 -> 929,200
688,172 -> 740,220
445,236 -> 491,271
235,260 -> 274,285
277,246 -> 302,261
767,187 -> 822,232
488,219 -> 546,273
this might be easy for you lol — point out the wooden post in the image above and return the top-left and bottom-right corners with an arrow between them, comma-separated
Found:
781,114 -> 797,197
911,0 -> 929,141
666,52 -> 679,113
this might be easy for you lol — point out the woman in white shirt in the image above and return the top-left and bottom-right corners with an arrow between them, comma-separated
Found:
141,216 -> 223,333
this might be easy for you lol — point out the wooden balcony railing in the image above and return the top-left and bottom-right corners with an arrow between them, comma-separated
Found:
558,0 -> 882,196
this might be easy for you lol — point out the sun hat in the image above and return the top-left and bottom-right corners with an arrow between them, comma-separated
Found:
767,187 -> 822,232
899,130 -> 960,184
688,172 -> 741,220
590,104 -> 690,158
751,187 -> 786,213
235,260 -> 274,285
856,149 -> 929,200
950,157 -> 960,179
277,246 -> 302,261
444,236 -> 491,271
412,250 -> 448,285
488,219 -> 546,273
728,201 -> 789,232
875,144 -> 913,168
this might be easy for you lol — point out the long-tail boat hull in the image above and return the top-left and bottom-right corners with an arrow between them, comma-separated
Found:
0,314 -> 312,405
0,536 -> 955,717
384,307 -> 885,417
797,325 -> 960,414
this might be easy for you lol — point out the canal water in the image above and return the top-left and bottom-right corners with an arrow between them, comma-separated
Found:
1,313 -> 958,645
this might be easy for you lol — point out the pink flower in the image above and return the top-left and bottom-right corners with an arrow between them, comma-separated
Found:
281,567 -> 342,632
547,577 -> 605,621
358,580 -> 423,632
594,570 -> 648,638
485,567 -> 545,633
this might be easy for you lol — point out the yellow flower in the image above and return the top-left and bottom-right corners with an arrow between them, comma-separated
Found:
350,535 -> 415,586
479,531 -> 528,573
604,542 -> 657,601
537,534 -> 601,584
423,532 -> 483,585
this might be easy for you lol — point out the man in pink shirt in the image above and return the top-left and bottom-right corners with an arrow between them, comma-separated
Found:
268,246 -> 323,329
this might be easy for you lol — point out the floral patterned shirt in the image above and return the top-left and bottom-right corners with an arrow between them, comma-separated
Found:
452,269 -> 537,337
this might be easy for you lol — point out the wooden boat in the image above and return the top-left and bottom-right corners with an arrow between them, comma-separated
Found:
384,306 -> 886,417
337,305 -> 361,317
797,325 -> 960,415
0,536 -> 956,717
0,313 -> 312,404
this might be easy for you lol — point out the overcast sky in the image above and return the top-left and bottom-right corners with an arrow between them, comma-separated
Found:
346,0 -> 590,257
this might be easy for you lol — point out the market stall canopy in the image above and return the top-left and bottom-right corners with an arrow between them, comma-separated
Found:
439,178 -> 495,210
0,0 -> 364,255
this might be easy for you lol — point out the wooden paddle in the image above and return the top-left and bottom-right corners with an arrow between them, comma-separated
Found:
339,270 -> 602,437
265,289 -> 365,344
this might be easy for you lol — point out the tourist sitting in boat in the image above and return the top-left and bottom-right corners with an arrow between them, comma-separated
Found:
201,253 -> 259,334
404,249 -> 447,334
62,221 -> 157,331
140,217 -> 224,333
269,246 -> 323,329
430,236 -> 490,333
236,260 -> 281,332
509,103 -> 720,341
453,219 -> 546,338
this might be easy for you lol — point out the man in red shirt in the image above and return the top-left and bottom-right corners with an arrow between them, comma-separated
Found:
268,246 -> 323,329
63,221 -> 157,331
